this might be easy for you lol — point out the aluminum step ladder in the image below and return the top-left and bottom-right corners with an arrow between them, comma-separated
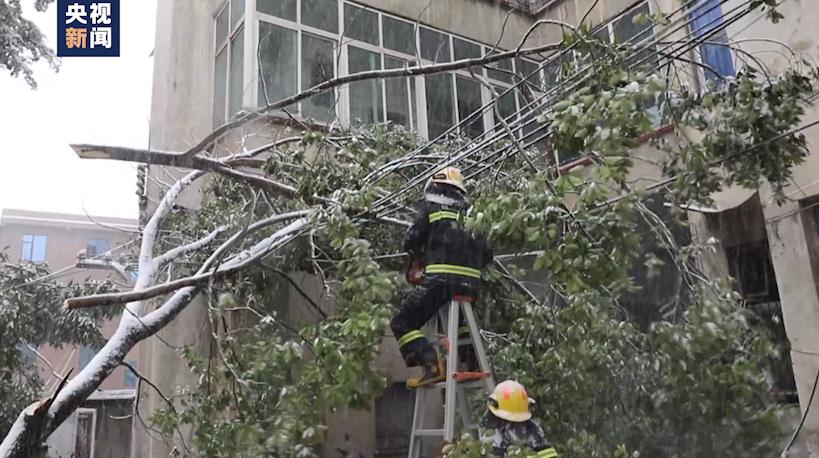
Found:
407,295 -> 495,458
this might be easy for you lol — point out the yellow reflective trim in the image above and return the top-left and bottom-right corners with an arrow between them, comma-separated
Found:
428,211 -> 460,223
425,264 -> 481,279
398,330 -> 425,347
535,448 -> 558,458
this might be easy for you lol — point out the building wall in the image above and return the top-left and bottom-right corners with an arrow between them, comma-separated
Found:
144,0 -> 819,455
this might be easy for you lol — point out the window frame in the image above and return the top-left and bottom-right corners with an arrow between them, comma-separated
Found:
213,0 -> 247,127
21,234 -> 47,263
229,0 -> 545,139
687,0 -> 736,86
86,238 -> 110,257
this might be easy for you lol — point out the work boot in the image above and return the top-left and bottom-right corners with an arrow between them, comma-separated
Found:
406,350 -> 446,389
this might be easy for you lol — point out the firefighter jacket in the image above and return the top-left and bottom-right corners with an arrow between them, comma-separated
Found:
480,412 -> 558,457
403,191 -> 493,287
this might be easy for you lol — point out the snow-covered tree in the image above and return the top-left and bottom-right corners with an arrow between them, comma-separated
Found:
0,252 -> 117,440
0,0 -> 57,88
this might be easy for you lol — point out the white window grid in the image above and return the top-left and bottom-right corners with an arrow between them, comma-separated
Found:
213,0 -> 247,125
223,0 -> 544,139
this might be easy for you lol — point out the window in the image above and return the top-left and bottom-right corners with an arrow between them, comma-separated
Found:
726,242 -> 778,301
344,4 -> 378,45
124,360 -> 139,388
229,25 -> 245,116
21,234 -> 47,262
79,346 -> 97,369
494,86 -> 518,131
257,0 -> 296,20
74,409 -> 96,458
213,48 -> 228,126
301,34 -> 337,122
453,38 -> 480,61
383,16 -> 415,55
689,0 -> 735,83
515,57 -> 541,89
86,239 -> 110,257
302,0 -> 338,33
213,0 -> 245,126
486,51 -> 514,83
611,3 -> 657,69
231,1 -> 551,140
425,73 -> 455,139
257,22 -> 297,106
456,76 -> 484,138
420,28 -> 450,63
349,46 -> 383,125
384,57 -> 414,129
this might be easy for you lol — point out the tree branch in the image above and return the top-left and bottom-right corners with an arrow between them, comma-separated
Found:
179,41 -> 563,161
153,225 -> 228,268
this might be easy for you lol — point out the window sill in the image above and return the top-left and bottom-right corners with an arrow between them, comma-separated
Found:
557,122 -> 674,174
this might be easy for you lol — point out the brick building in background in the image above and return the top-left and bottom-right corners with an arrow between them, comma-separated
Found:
0,208 -> 138,458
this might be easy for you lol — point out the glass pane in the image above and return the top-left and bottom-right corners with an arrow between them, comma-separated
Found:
349,46 -> 383,125
486,51 -> 513,83
515,58 -> 540,88
229,26 -> 244,117
385,57 -> 411,129
33,236 -> 46,262
453,38 -> 480,61
494,86 -> 517,130
542,52 -> 568,87
383,16 -> 415,56
258,22 -> 297,107
257,0 -> 296,21
613,3 -> 651,43
301,33 -> 336,122
345,4 -> 378,45
230,0 -> 244,29
215,4 -> 229,48
124,360 -> 138,388
425,73 -> 454,139
302,0 -> 338,33
613,4 -> 656,69
420,28 -> 450,63
456,76 -> 484,139
213,47 -> 227,126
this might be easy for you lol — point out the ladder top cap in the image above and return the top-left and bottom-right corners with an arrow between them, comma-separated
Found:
452,295 -> 474,302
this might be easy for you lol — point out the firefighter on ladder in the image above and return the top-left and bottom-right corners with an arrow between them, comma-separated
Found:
390,166 -> 493,389
480,380 -> 558,457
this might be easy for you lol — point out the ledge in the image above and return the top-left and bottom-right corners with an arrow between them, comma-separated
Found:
557,123 -> 675,174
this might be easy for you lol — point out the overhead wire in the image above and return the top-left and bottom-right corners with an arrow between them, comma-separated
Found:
370,0 -> 758,217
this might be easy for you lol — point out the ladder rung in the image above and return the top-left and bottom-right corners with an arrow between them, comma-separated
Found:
412,428 -> 444,437
453,371 -> 490,382
427,377 -> 490,389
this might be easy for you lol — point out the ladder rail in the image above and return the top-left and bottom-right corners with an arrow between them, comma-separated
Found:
443,299 -> 461,443
407,298 -> 495,457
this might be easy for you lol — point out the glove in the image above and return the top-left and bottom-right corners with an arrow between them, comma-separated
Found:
406,257 -> 426,285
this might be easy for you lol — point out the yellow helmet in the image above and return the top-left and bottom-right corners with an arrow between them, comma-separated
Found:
425,167 -> 466,194
488,380 -> 534,422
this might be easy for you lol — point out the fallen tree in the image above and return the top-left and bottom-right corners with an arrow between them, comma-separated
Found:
2,2 -> 818,456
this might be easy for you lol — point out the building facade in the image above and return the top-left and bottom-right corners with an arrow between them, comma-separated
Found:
0,209 -> 139,458
144,0 -> 819,456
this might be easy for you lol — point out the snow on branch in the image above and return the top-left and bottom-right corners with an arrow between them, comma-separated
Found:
152,225 -> 229,269
65,212 -> 312,310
